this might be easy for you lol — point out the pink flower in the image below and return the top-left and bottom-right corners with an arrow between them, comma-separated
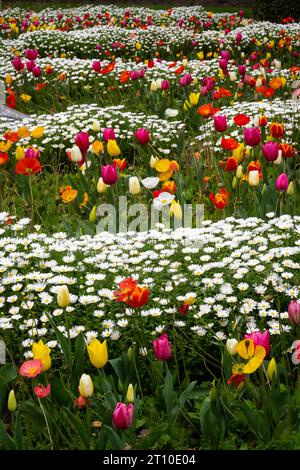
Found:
75,131 -> 90,156
288,300 -> 300,324
236,32 -> 243,44
221,50 -> 230,61
161,79 -> 169,91
103,128 -> 115,142
292,348 -> 300,365
19,359 -> 43,378
25,49 -> 38,61
34,384 -> 51,398
219,58 -> 228,70
214,115 -> 227,133
153,333 -> 172,361
92,60 -> 101,73
244,330 -> 270,356
244,127 -> 261,147
12,56 -> 24,71
276,173 -> 289,192
32,66 -> 42,78
130,70 -> 139,80
25,148 -> 40,159
135,128 -> 150,145
262,141 -> 279,162
101,164 -> 118,185
238,65 -> 246,75
112,402 -> 134,429
26,60 -> 36,71
179,73 -> 193,86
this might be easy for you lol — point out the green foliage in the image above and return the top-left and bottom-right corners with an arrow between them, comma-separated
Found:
253,0 -> 300,22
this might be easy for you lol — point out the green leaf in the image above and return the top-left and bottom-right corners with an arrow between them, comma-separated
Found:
51,377 -> 73,406
103,425 -> 125,450
109,357 -> 126,385
179,381 -> 197,409
232,401 -> 265,442
47,315 -> 72,370
162,370 -> 173,421
0,364 -> 17,413
14,410 -> 23,450
72,333 -> 86,384
0,419 -> 16,450
135,424 -> 168,450
95,429 -> 107,450
62,408 -> 90,449
22,401 -> 45,430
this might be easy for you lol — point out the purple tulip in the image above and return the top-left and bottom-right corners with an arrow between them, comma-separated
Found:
245,330 -> 270,356
244,127 -> 261,147
161,79 -> 169,91
102,128 -> 115,142
221,50 -> 230,61
25,49 -> 38,61
135,128 -> 150,145
153,334 -> 172,361
238,65 -> 246,75
101,165 -> 118,185
130,70 -> 139,81
214,115 -> 227,133
32,66 -> 42,77
288,300 -> 300,324
262,142 -> 279,162
75,131 -> 90,156
26,60 -> 36,71
276,173 -> 289,192
92,60 -> 101,73
112,403 -> 134,429
12,56 -> 24,71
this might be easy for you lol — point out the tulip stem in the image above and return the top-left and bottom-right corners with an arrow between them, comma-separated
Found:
38,398 -> 54,450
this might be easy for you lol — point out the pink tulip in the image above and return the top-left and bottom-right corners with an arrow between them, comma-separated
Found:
236,32 -> 243,44
221,50 -> 230,61
179,73 -> 193,86
26,60 -> 36,71
238,65 -> 246,75
219,58 -> 228,70
275,173 -> 289,192
75,132 -> 90,156
32,66 -> 42,77
112,403 -> 134,429
244,330 -> 270,356
92,60 -> 101,73
135,128 -> 150,145
138,70 -> 145,79
244,127 -> 261,147
12,56 -> 24,71
288,300 -> 300,324
103,128 -> 115,142
25,148 -> 40,159
161,79 -> 169,91
130,70 -> 139,81
262,142 -> 279,162
25,49 -> 38,61
214,115 -> 227,133
153,333 -> 172,361
101,165 -> 118,185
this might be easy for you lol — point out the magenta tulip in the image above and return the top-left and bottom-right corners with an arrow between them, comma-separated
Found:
103,128 -> 115,142
26,60 -> 36,71
153,333 -> 172,361
236,32 -> 243,44
244,127 -> 261,147
138,69 -> 145,79
244,330 -> 270,356
32,66 -> 42,77
135,128 -> 150,145
221,50 -> 230,61
276,173 -> 289,192
112,403 -> 134,429
161,79 -> 170,91
75,132 -> 90,156
219,58 -> 228,70
130,70 -> 139,81
238,65 -> 246,75
92,60 -> 101,73
262,141 -> 279,162
214,115 -> 227,133
12,56 -> 24,71
25,49 -> 38,61
25,148 -> 40,159
179,73 -> 193,86
101,165 -> 118,185
288,300 -> 300,324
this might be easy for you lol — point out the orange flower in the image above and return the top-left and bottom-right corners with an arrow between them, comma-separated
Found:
19,359 -> 43,378
218,87 -> 232,97
247,160 -> 263,179
209,188 -> 229,209
170,160 -> 179,172
259,115 -> 268,127
113,158 -> 126,170
36,82 -> 46,91
262,87 -> 275,98
225,157 -> 238,172
174,65 -> 185,75
197,103 -> 220,118
4,131 -> 19,143
269,77 -> 282,90
60,185 -> 78,203
221,137 -> 240,150
15,158 -> 41,175
120,71 -> 130,83
79,192 -> 89,208
270,122 -> 284,139
0,152 -> 9,165
17,126 -> 30,138
58,72 -> 67,81
162,181 -> 176,194
114,277 -> 149,308
279,143 -> 296,158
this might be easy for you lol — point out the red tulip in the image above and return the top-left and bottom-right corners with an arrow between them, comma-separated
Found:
135,128 -> 150,145
12,56 -> 24,71
75,131 -> 90,156
213,115 -> 227,132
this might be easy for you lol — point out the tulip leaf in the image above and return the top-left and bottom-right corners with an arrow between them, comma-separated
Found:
179,380 -> 197,409
199,397 -> 224,448
0,419 -> 16,450
135,424 -> 168,450
103,425 -> 125,450
232,401 -> 265,442
95,429 -> 107,450
47,315 -> 72,371
61,408 -> 90,449
22,401 -> 46,430
14,409 -> 23,450
163,370 -> 173,421
73,333 -> 86,383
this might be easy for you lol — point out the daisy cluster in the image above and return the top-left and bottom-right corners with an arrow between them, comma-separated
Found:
0,212 -> 299,359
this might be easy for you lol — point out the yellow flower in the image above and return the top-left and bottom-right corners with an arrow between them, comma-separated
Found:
20,94 -> 31,102
0,140 -> 11,152
15,146 -> 25,160
219,68 -> 224,79
57,285 -> 70,308
60,186 -> 78,203
280,77 -> 287,87
91,140 -> 104,155
107,139 -> 121,157
159,169 -> 173,181
197,51 -> 204,60
97,177 -> 107,193
136,42 -> 142,51
232,143 -> 245,162
80,192 -> 89,208
32,340 -> 51,371
87,338 -> 108,369
235,339 -> 266,374
31,126 -> 44,139
17,126 -> 30,138
170,200 -> 183,221
189,92 -> 200,106
8,390 -> 17,412
126,384 -> 134,403
267,358 -> 277,381
155,159 -> 171,173
89,205 -> 97,223
5,74 -> 12,85
236,339 -> 255,359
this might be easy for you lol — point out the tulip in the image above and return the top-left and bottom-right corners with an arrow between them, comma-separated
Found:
135,128 -> 150,145
248,170 -> 260,187
189,92 -> 200,106
75,132 -> 90,156
107,140 -> 121,157
26,60 -> 36,71
161,79 -> 169,91
288,300 -> 300,324
32,66 -> 42,78
214,115 -> 227,133
32,340 -> 51,371
87,338 -> 108,368
129,176 -> 140,195
170,200 -> 182,221
287,181 -> 294,196
236,165 -> 243,179
97,177 -> 107,193
262,142 -> 279,162
244,127 -> 261,147
101,165 -> 118,185
57,285 -> 70,308
244,330 -> 270,356
153,333 -> 172,361
92,120 -> 101,132
221,50 -> 230,61
8,390 -> 17,412
12,56 -> 24,71
267,358 -> 277,381
276,173 -> 288,192
25,148 -> 40,159
25,48 -> 38,60
141,177 -> 159,189
179,73 -> 193,86
226,338 -> 238,356
229,71 -> 237,82
34,384 -> 51,398
102,128 -> 115,142
112,402 -> 134,429
236,32 -> 242,44
238,65 -> 246,75
126,384 -> 134,403
68,145 -> 83,163
150,155 -> 158,168
92,60 -> 101,72
79,374 -> 94,398
89,205 -> 97,223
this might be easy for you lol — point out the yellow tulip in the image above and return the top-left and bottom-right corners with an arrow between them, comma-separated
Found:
32,340 -> 51,371
236,165 -> 243,179
197,51 -> 204,60
79,374 -> 94,397
17,126 -> 30,138
135,42 -> 142,51
107,139 -> 121,157
15,146 -> 25,160
8,390 -> 17,412
287,181 -> 294,196
170,200 -> 182,221
57,285 -> 70,308
91,141 -> 104,155
267,358 -> 277,381
280,77 -> 286,87
248,170 -> 260,187
232,144 -> 244,162
189,92 -> 200,106
31,126 -> 44,139
155,159 -> 171,173
126,384 -> 134,403
5,74 -> 12,85
87,338 -> 108,369
97,177 -> 107,193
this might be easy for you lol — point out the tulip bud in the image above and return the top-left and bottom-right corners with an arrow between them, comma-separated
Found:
78,374 -> 94,398
69,145 -> 83,163
262,183 -> 267,195
92,120 -> 101,132
8,390 -> 17,412
248,170 -> 260,187
170,200 -> 182,221
57,285 -> 70,308
89,205 -> 97,223
287,181 -> 294,196
129,176 -> 141,195
127,347 -> 133,361
236,165 -> 243,179
232,176 -> 238,189
126,384 -> 134,403
226,338 -> 238,356
288,300 -> 300,324
97,177 -> 107,193
150,155 -> 158,168
267,358 -> 277,381
150,81 -> 158,92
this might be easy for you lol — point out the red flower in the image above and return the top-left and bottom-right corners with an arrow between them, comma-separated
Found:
178,303 -> 189,315
279,143 -> 296,158
34,384 -> 51,398
74,396 -> 87,409
225,157 -> 238,172
114,277 -> 149,308
270,122 -> 284,139
15,158 -> 42,175
0,152 -> 9,165
227,373 -> 245,387
234,114 -> 250,126
221,137 -> 239,150
36,82 -> 46,91
209,188 -> 229,209
6,89 -> 16,109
